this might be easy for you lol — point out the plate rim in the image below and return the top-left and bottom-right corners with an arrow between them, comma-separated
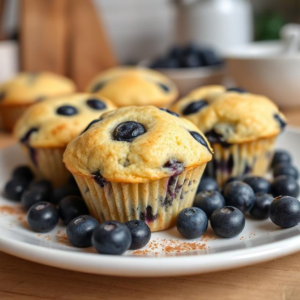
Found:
1,126 -> 300,277
1,226 -> 300,277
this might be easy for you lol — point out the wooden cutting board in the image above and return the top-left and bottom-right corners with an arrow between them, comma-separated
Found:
21,0 -> 118,91
20,0 -> 69,75
68,0 -> 117,91
0,0 -> 7,40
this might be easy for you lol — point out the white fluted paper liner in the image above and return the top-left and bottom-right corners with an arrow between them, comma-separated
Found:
21,145 -> 70,187
72,164 -> 206,232
206,137 -> 277,186
0,104 -> 31,131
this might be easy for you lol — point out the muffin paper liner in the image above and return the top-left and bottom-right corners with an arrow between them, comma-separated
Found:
0,104 -> 31,131
206,137 -> 277,186
21,145 -> 70,187
72,164 -> 206,232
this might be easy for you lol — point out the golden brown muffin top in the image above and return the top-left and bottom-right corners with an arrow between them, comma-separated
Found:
63,106 -> 212,183
0,72 -> 76,105
86,67 -> 178,107
14,94 -> 116,148
172,86 -> 286,144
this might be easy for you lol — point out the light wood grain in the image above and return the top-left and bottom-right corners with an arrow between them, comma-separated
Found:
0,108 -> 299,300
68,0 -> 117,91
0,0 -> 6,40
20,0 -> 69,74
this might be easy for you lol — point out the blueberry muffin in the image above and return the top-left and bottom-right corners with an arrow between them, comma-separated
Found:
171,85 -> 225,116
14,94 -> 116,186
0,72 -> 76,131
86,67 -> 178,108
174,89 -> 286,185
63,106 -> 212,231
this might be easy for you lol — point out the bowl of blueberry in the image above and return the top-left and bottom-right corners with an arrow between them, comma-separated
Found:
139,43 -> 225,96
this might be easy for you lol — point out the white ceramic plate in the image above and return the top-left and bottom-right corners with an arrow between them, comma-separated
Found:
0,128 -> 300,277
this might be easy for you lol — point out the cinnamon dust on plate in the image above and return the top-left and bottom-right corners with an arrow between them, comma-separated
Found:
132,238 -> 207,256
0,205 -> 24,215
56,231 -> 70,246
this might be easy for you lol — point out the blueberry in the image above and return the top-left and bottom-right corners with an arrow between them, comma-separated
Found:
176,207 -> 208,239
182,100 -> 208,116
199,49 -> 222,66
58,196 -> 89,226
150,58 -> 167,69
81,119 -> 101,134
56,105 -> 78,116
271,175 -> 299,198
226,87 -> 247,93
222,177 -> 240,192
168,46 -> 182,59
21,188 -> 50,210
163,159 -> 184,176
183,43 -> 199,55
92,221 -> 132,255
249,193 -> 273,219
66,215 -> 99,248
86,98 -> 106,110
27,202 -> 59,233
92,171 -> 107,188
159,108 -> 179,117
30,180 -> 52,194
190,131 -> 211,153
51,185 -> 81,205
269,196 -> 300,228
140,205 -> 158,223
12,165 -> 34,181
210,206 -> 245,238
180,53 -> 203,68
157,82 -> 170,93
160,58 -> 179,69
243,176 -> 271,194
20,128 -> 39,143
274,114 -> 286,130
194,191 -> 225,218
204,129 -> 230,147
91,81 -> 106,93
68,176 -> 78,187
197,176 -> 218,193
113,121 -> 146,142
223,181 -> 255,213
273,163 -> 299,180
271,150 -> 291,168
4,178 -> 30,201
125,220 -> 151,250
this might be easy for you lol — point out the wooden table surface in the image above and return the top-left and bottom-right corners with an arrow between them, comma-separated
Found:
1,108 -> 300,300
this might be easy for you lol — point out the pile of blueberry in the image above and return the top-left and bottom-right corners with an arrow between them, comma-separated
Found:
150,43 -> 223,69
3,166 -> 151,255
3,148 -> 300,254
177,149 -> 300,239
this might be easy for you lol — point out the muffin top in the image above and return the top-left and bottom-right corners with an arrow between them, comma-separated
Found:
171,85 -> 225,116
14,94 -> 116,148
174,89 -> 286,144
63,106 -> 212,183
0,72 -> 76,105
86,67 -> 178,107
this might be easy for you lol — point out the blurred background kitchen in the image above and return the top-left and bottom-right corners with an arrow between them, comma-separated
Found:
1,0 -> 300,107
